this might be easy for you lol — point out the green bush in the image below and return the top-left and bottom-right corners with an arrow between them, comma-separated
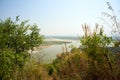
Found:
0,49 -> 15,79
80,24 -> 117,80
0,17 -> 43,80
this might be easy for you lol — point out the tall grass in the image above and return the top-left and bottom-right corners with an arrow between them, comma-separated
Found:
12,61 -> 52,80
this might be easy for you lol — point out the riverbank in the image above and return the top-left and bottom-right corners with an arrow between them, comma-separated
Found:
29,38 -> 80,63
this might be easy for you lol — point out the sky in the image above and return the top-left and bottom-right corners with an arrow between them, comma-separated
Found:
0,0 -> 120,36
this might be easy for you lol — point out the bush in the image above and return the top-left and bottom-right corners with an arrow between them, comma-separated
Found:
48,24 -> 120,80
80,24 -> 117,80
48,49 -> 88,80
0,17 -> 43,80
0,49 -> 15,79
12,61 -> 52,80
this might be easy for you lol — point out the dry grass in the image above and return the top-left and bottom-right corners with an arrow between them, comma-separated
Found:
12,61 -> 52,80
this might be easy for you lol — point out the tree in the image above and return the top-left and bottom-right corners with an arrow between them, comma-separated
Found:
0,16 -> 43,79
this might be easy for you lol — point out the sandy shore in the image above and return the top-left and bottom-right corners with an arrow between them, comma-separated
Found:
44,38 -> 74,42
38,45 -> 54,49
28,38 -> 74,53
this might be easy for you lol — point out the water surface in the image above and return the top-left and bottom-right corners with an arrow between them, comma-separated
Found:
30,40 -> 80,63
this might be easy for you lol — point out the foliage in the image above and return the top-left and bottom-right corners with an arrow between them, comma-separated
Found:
48,49 -> 88,80
80,24 -> 116,79
0,17 -> 43,53
80,24 -> 112,58
0,17 -> 43,79
0,49 -> 16,80
12,61 -> 52,80
1,2 -> 120,79
47,24 -> 120,80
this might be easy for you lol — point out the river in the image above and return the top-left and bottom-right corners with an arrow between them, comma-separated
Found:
30,39 -> 80,63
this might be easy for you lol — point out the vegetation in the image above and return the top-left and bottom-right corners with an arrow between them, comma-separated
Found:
47,24 -> 120,80
12,61 -> 52,80
0,17 -> 43,80
0,2 -> 120,80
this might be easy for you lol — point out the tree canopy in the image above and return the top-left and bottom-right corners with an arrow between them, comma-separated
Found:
0,16 -> 43,79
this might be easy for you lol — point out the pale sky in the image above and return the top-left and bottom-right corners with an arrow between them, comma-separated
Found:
0,0 -> 120,36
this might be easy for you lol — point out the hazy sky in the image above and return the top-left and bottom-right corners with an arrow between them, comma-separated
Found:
0,0 -> 120,36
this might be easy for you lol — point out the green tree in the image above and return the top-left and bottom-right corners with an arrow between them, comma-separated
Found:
0,16 -> 43,79
80,24 -> 116,79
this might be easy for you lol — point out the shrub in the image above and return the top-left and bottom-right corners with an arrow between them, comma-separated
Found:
49,49 -> 88,80
80,24 -> 118,80
0,17 -> 43,80
12,61 -> 52,80
48,24 -> 120,80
